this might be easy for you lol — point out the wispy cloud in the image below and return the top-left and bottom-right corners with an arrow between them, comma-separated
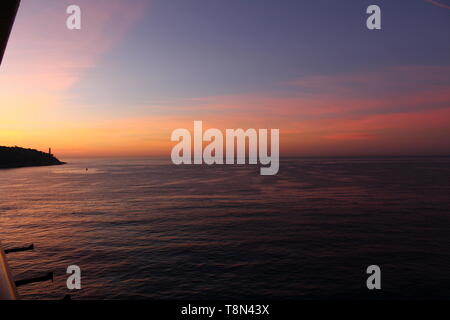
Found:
0,0 -> 147,144
425,0 -> 450,10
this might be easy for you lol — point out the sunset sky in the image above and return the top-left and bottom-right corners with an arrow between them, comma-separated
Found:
1,0 -> 450,157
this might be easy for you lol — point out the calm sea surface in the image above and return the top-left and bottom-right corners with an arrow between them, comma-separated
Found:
1,157 -> 450,299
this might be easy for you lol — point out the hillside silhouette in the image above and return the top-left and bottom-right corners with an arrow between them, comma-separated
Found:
0,146 -> 65,169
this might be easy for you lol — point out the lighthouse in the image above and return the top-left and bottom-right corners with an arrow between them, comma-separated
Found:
48,148 -> 52,155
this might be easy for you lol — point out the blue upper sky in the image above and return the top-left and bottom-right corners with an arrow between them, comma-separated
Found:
69,0 -> 450,109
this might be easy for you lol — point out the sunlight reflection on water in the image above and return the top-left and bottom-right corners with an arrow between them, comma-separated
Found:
1,157 -> 450,299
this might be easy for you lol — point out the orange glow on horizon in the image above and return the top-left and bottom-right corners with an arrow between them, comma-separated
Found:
1,3 -> 449,159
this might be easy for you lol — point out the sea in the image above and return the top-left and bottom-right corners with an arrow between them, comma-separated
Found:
1,157 -> 450,299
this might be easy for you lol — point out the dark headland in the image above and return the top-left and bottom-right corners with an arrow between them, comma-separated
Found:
0,146 -> 65,169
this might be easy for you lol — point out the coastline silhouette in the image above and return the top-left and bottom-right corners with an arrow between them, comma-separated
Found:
0,146 -> 65,169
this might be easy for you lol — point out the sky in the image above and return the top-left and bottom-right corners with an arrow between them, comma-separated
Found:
1,0 -> 450,157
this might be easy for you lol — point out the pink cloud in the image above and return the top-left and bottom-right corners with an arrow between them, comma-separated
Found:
425,0 -> 450,10
143,65 -> 450,156
185,65 -> 450,117
0,0 -> 147,128
2,0 -> 146,92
